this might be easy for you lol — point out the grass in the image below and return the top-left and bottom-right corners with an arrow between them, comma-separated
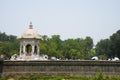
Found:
0,72 -> 120,80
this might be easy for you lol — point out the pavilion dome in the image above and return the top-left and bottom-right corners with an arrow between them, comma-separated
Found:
19,22 -> 41,39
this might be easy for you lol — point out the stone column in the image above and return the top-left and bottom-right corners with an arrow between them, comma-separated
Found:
37,45 -> 39,55
23,45 -> 26,55
32,45 -> 34,55
20,45 -> 22,56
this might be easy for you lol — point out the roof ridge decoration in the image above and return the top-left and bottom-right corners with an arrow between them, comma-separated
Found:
29,21 -> 33,29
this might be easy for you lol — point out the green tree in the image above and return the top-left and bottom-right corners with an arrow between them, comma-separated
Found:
62,39 -> 78,59
62,37 -> 93,59
96,29 -> 120,59
0,32 -> 19,59
96,39 -> 111,59
40,35 -> 49,54
41,35 -> 63,58
0,32 -> 16,42
110,30 -> 120,58
83,37 -> 94,59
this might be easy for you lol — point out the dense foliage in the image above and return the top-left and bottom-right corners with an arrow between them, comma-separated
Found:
40,35 -> 94,59
0,32 -> 19,59
0,29 -> 120,59
96,30 -> 120,59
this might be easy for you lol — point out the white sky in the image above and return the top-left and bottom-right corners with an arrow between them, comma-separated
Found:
0,0 -> 120,45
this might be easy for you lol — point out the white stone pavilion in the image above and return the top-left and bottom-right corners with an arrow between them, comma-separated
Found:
10,22 -> 48,60
19,22 -> 40,56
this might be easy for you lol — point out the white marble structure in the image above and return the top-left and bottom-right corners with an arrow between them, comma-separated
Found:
11,22 -> 48,60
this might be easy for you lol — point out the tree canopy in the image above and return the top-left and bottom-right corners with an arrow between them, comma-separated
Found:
40,35 -> 94,59
0,32 -> 19,59
0,29 -> 120,60
96,30 -> 120,59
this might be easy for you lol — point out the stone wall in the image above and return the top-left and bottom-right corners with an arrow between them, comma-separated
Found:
0,60 -> 120,76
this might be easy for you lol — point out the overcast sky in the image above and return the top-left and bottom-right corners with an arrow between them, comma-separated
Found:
0,0 -> 120,44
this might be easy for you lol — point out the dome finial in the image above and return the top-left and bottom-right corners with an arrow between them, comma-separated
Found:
29,21 -> 33,29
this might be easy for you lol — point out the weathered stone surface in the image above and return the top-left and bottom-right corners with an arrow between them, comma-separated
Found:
0,60 -> 120,76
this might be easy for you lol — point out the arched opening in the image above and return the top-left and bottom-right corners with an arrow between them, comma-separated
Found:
21,45 -> 23,53
26,44 -> 32,55
34,45 -> 37,54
